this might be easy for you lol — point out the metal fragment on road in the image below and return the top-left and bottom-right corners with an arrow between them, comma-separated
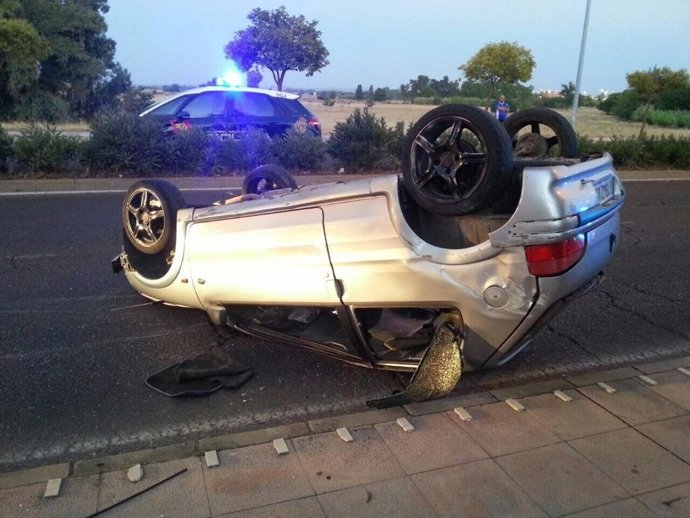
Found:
396,417 -> 415,432
127,463 -> 143,482
678,367 -> 690,377
204,450 -> 220,468
597,382 -> 616,394
44,478 -> 62,498
638,375 -> 658,386
505,398 -> 526,412
336,427 -> 354,442
554,390 -> 573,402
273,438 -> 289,455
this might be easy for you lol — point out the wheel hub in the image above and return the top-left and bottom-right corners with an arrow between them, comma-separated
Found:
439,151 -> 458,170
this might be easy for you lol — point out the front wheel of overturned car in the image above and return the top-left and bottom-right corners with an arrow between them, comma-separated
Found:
503,107 -> 579,158
402,104 -> 513,216
242,164 -> 297,195
122,180 -> 185,255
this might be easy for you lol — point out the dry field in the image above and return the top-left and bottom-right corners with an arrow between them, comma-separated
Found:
303,100 -> 690,140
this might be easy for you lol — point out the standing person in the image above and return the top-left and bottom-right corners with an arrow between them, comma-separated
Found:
494,95 -> 510,122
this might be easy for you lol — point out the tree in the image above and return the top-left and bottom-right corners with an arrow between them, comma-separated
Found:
459,41 -> 535,106
627,66 -> 690,137
354,84 -> 363,100
246,67 -> 263,88
430,75 -> 460,97
0,1 -> 49,118
224,6 -> 329,91
1,0 -> 130,120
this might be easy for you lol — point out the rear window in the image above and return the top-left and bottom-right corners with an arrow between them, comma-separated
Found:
231,93 -> 276,117
278,98 -> 311,117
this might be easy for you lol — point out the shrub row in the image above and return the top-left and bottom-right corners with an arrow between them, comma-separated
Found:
0,109 -> 405,178
579,134 -> 690,169
2,112 -> 690,178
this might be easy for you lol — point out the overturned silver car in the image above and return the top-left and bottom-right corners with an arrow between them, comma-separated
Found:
114,106 -> 625,406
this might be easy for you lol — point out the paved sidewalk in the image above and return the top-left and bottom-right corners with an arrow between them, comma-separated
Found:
1,357 -> 689,517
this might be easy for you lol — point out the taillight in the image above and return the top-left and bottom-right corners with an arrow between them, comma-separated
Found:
525,234 -> 586,277
308,118 -> 321,131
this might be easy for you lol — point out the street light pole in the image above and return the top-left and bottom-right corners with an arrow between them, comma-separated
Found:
572,0 -> 592,127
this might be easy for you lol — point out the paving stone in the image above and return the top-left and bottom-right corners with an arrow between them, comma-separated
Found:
226,496 -> 326,517
373,413 -> 487,475
411,459 -> 548,517
308,408 -> 407,433
317,476 -> 434,518
292,426 -> 405,494
569,428 -> 690,495
198,422 -> 310,452
0,463 -> 70,491
496,443 -> 629,516
563,498 -> 655,518
0,475 -> 98,518
519,389 -> 627,441
73,440 -> 197,476
635,356 -> 690,374
635,480 -> 690,517
637,415 -> 690,463
97,457 -> 208,518
567,367 -> 640,386
578,378 -> 687,425
490,379 -> 575,400
404,391 -> 496,416
205,441 -> 313,515
450,400 -> 560,457
646,369 -> 690,410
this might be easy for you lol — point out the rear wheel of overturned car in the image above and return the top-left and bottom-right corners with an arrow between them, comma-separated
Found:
402,104 -> 514,216
122,180 -> 185,255
503,107 -> 579,158
242,165 -> 298,195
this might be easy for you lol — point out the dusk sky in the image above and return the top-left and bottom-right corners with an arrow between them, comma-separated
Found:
105,0 -> 690,95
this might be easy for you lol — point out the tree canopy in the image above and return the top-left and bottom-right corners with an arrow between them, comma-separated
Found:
224,6 -> 329,91
459,41 -> 535,105
0,0 -> 129,121
627,66 -> 690,136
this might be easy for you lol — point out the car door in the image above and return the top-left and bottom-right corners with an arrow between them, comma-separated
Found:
227,92 -> 287,137
175,91 -> 227,134
186,207 -> 342,306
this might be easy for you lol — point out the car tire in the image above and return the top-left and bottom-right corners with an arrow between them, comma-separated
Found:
122,180 -> 185,255
402,104 -> 513,216
503,108 -> 578,158
242,165 -> 298,195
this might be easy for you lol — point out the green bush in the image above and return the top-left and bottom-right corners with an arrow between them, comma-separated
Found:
86,111 -> 166,175
578,134 -> 690,169
13,125 -> 82,175
0,126 -> 14,175
162,128 -> 216,175
327,108 -> 402,170
273,130 -> 327,171
634,109 -> 690,129
214,129 -> 276,173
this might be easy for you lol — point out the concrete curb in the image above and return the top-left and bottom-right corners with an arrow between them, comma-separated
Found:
1,354 -> 688,491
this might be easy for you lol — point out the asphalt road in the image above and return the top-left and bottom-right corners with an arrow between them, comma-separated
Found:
0,180 -> 688,472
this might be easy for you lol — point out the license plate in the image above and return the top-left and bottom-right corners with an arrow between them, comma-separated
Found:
594,176 -> 614,204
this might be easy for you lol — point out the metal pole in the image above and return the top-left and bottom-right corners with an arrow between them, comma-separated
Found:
572,0 -> 592,126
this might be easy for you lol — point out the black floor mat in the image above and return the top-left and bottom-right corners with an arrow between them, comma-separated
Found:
145,351 -> 254,397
